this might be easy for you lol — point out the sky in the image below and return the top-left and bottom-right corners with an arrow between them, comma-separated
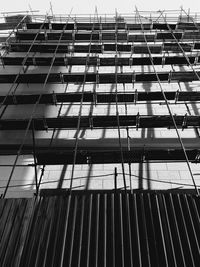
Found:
0,0 -> 199,15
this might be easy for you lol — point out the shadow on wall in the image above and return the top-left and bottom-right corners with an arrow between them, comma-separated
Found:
0,64 -> 71,197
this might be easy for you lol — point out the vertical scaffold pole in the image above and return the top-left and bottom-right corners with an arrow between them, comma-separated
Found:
2,10 -> 73,198
70,9 -> 98,190
136,7 -> 199,196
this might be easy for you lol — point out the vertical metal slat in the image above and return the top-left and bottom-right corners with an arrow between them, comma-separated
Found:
57,195 -> 71,267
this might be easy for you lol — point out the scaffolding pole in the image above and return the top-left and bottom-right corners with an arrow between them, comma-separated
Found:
136,7 -> 200,196
70,8 -> 98,190
2,10 -> 73,198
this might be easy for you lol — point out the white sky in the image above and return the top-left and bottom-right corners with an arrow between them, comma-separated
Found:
0,0 -> 199,15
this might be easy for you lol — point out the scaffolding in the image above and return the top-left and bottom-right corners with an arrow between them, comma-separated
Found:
1,8 -> 200,197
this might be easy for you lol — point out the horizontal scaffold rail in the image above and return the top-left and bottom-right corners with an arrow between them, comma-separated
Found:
25,22 -> 179,30
0,144 -> 199,163
35,148 -> 200,164
0,115 -> 199,130
16,31 -> 188,42
2,20 -> 200,31
15,30 -> 200,42
35,149 -> 200,164
25,21 -> 200,30
1,55 -> 198,66
0,91 -> 199,105
6,42 -> 198,53
0,71 -> 199,83
0,22 -> 23,30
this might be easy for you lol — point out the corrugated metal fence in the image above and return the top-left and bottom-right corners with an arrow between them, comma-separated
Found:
0,191 -> 200,266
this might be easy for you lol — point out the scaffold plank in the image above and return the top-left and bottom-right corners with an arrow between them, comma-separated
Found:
6,42 -> 199,54
0,55 -> 178,66
24,22 -> 180,31
15,30 -> 200,42
0,71 -> 199,83
2,55 -> 198,66
0,115 -> 199,130
0,91 -> 179,105
36,149 -> 200,164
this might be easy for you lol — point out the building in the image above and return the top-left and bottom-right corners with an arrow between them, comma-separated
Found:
0,8 -> 200,266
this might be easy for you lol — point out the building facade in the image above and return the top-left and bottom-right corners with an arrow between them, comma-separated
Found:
0,9 -> 200,266
0,10 -> 200,196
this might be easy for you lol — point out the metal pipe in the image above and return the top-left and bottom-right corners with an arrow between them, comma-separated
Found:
2,10 -> 73,198
70,8 -> 98,190
135,7 -> 200,196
